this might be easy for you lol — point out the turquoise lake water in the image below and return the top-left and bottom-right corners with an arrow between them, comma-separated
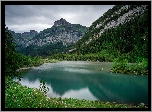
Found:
14,61 -> 148,104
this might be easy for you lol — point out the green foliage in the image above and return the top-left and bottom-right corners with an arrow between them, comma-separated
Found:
112,58 -> 129,74
72,5 -> 148,63
4,5 -> 149,108
5,25 -> 46,77
48,50 -> 118,62
39,80 -> 49,94
19,42 -> 72,57
112,58 -> 148,75
5,25 -> 20,77
13,54 -> 44,68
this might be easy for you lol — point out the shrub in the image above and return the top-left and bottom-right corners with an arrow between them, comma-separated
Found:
112,58 -> 148,75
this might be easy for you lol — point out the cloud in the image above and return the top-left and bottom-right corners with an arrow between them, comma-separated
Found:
8,24 -> 52,33
5,5 -> 114,33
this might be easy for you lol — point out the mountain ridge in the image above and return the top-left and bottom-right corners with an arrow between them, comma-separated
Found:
9,5 -> 148,61
10,18 -> 88,56
71,5 -> 148,57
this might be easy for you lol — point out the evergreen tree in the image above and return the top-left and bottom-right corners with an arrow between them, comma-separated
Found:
5,25 -> 20,77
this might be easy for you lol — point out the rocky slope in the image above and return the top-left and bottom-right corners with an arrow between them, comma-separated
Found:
72,5 -> 148,57
10,18 -> 88,56
9,30 -> 38,48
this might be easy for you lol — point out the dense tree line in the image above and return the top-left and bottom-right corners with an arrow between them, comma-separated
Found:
19,42 -> 73,57
48,51 -> 113,62
5,25 -> 44,77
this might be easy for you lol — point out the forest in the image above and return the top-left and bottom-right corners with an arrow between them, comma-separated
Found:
4,5 -> 149,109
5,5 -> 149,76
4,25 -> 148,108
48,5 -> 149,75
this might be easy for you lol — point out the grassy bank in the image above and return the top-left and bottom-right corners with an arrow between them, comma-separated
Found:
5,76 -> 147,108
112,58 -> 148,75
16,58 -> 60,71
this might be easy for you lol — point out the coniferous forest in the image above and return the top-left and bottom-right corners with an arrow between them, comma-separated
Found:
48,5 -> 149,75
4,4 -> 149,109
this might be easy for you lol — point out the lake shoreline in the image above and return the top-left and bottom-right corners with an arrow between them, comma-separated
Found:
6,76 -> 148,108
16,61 -> 148,105
17,60 -> 148,76
16,67 -> 33,71
16,59 -> 60,72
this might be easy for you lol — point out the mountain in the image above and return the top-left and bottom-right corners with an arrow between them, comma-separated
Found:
30,18 -> 88,47
70,5 -> 148,62
10,18 -> 88,56
9,30 -> 38,47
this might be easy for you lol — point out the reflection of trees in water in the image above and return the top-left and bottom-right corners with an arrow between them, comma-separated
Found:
20,68 -> 148,104
50,79 -> 86,95
21,71 -> 88,95
87,74 -> 148,104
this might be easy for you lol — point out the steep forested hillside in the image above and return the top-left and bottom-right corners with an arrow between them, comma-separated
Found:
70,5 -> 148,63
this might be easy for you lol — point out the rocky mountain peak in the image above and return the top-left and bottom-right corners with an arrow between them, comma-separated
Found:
30,30 -> 38,33
11,18 -> 88,56
54,18 -> 70,26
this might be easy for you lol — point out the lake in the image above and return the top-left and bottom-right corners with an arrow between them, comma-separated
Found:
14,61 -> 148,105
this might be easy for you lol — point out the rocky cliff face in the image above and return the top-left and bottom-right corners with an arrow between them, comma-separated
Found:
10,18 -> 88,56
11,18 -> 88,48
9,30 -> 38,48
95,5 -> 147,35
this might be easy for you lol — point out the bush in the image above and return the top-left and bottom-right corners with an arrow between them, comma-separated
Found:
112,58 -> 148,75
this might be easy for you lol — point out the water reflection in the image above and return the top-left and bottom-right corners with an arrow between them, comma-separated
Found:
63,68 -> 93,74
61,87 -> 98,100
14,61 -> 148,104
14,77 -> 97,101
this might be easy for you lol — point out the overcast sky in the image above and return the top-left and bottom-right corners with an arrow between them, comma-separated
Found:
5,5 -> 114,33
